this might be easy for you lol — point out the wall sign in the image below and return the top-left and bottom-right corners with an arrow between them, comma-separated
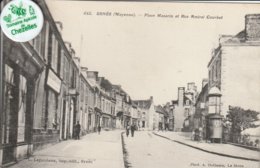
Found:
47,69 -> 61,93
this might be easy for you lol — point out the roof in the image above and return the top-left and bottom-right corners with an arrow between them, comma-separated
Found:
155,105 -> 169,116
172,100 -> 178,105
208,86 -> 221,96
195,83 -> 208,106
99,77 -> 113,91
133,99 -> 152,109
112,85 -> 127,95
155,105 -> 165,114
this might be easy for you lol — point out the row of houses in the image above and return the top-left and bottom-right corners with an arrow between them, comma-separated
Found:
162,14 -> 260,142
0,0 -> 156,166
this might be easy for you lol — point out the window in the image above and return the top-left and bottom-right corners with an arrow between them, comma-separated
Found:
47,28 -> 53,65
43,22 -> 50,61
33,34 -> 42,54
212,65 -> 215,81
60,50 -> 64,79
215,61 -> 218,79
46,90 -> 59,130
85,88 -> 88,105
80,80 -> 84,101
186,100 -> 189,106
51,35 -> 58,72
57,45 -> 62,75
185,108 -> 190,117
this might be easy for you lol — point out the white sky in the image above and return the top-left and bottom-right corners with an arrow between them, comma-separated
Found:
46,1 -> 260,105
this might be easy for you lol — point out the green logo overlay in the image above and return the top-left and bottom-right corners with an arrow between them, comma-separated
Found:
0,0 -> 43,42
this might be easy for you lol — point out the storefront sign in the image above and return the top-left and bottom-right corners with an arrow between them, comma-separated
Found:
47,69 -> 61,93
0,0 -> 44,42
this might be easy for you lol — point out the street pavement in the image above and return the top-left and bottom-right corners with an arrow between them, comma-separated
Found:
123,131 -> 260,168
154,131 -> 260,161
9,130 -> 124,168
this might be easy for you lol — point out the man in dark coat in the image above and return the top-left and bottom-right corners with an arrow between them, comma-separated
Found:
130,124 -> 136,137
98,125 -> 101,135
126,124 -> 130,137
75,121 -> 81,140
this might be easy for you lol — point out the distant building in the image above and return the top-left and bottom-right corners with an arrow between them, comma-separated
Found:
112,85 -> 125,129
172,83 -> 198,132
193,79 -> 209,138
133,97 -> 155,131
155,105 -> 167,131
98,77 -> 116,130
86,71 -> 102,132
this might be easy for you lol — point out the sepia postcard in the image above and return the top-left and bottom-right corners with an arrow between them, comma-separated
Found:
0,0 -> 260,168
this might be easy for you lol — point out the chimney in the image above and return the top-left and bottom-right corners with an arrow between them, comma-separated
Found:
187,82 -> 195,91
178,87 -> 185,107
150,96 -> 153,100
87,71 -> 99,81
219,35 -> 233,44
245,14 -> 260,41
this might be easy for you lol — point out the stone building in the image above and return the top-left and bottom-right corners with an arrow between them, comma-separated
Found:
86,71 -> 102,132
208,14 -> 260,117
112,85 -> 125,129
193,79 -> 209,138
155,105 -> 167,131
133,97 -> 155,131
98,77 -> 116,130
0,0 -> 80,165
172,83 -> 198,132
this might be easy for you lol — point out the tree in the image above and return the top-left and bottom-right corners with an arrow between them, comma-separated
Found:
226,106 -> 259,142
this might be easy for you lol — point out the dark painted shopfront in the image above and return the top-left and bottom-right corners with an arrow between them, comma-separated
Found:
0,37 -> 44,165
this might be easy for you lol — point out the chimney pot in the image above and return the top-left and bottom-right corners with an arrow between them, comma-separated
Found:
245,14 -> 260,41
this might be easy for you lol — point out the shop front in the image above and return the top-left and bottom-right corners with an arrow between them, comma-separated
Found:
1,38 -> 44,165
94,107 -> 102,132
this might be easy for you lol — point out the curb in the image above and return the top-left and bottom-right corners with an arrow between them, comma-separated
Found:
121,132 -> 131,168
153,132 -> 260,162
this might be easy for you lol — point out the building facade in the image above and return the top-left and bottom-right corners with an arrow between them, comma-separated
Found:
208,14 -> 260,118
133,97 -> 155,131
0,0 -> 82,165
172,83 -> 198,132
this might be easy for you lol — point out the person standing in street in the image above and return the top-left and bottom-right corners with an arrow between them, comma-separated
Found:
191,130 -> 195,140
126,124 -> 130,137
98,125 -> 101,135
75,121 -> 81,140
130,124 -> 136,137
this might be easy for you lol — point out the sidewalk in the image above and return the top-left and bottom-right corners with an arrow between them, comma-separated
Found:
9,130 -> 124,168
153,131 -> 260,162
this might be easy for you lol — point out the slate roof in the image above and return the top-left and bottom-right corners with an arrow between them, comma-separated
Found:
155,105 -> 166,114
133,99 -> 152,109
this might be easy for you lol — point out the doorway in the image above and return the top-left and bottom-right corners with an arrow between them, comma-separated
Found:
2,64 -> 29,164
